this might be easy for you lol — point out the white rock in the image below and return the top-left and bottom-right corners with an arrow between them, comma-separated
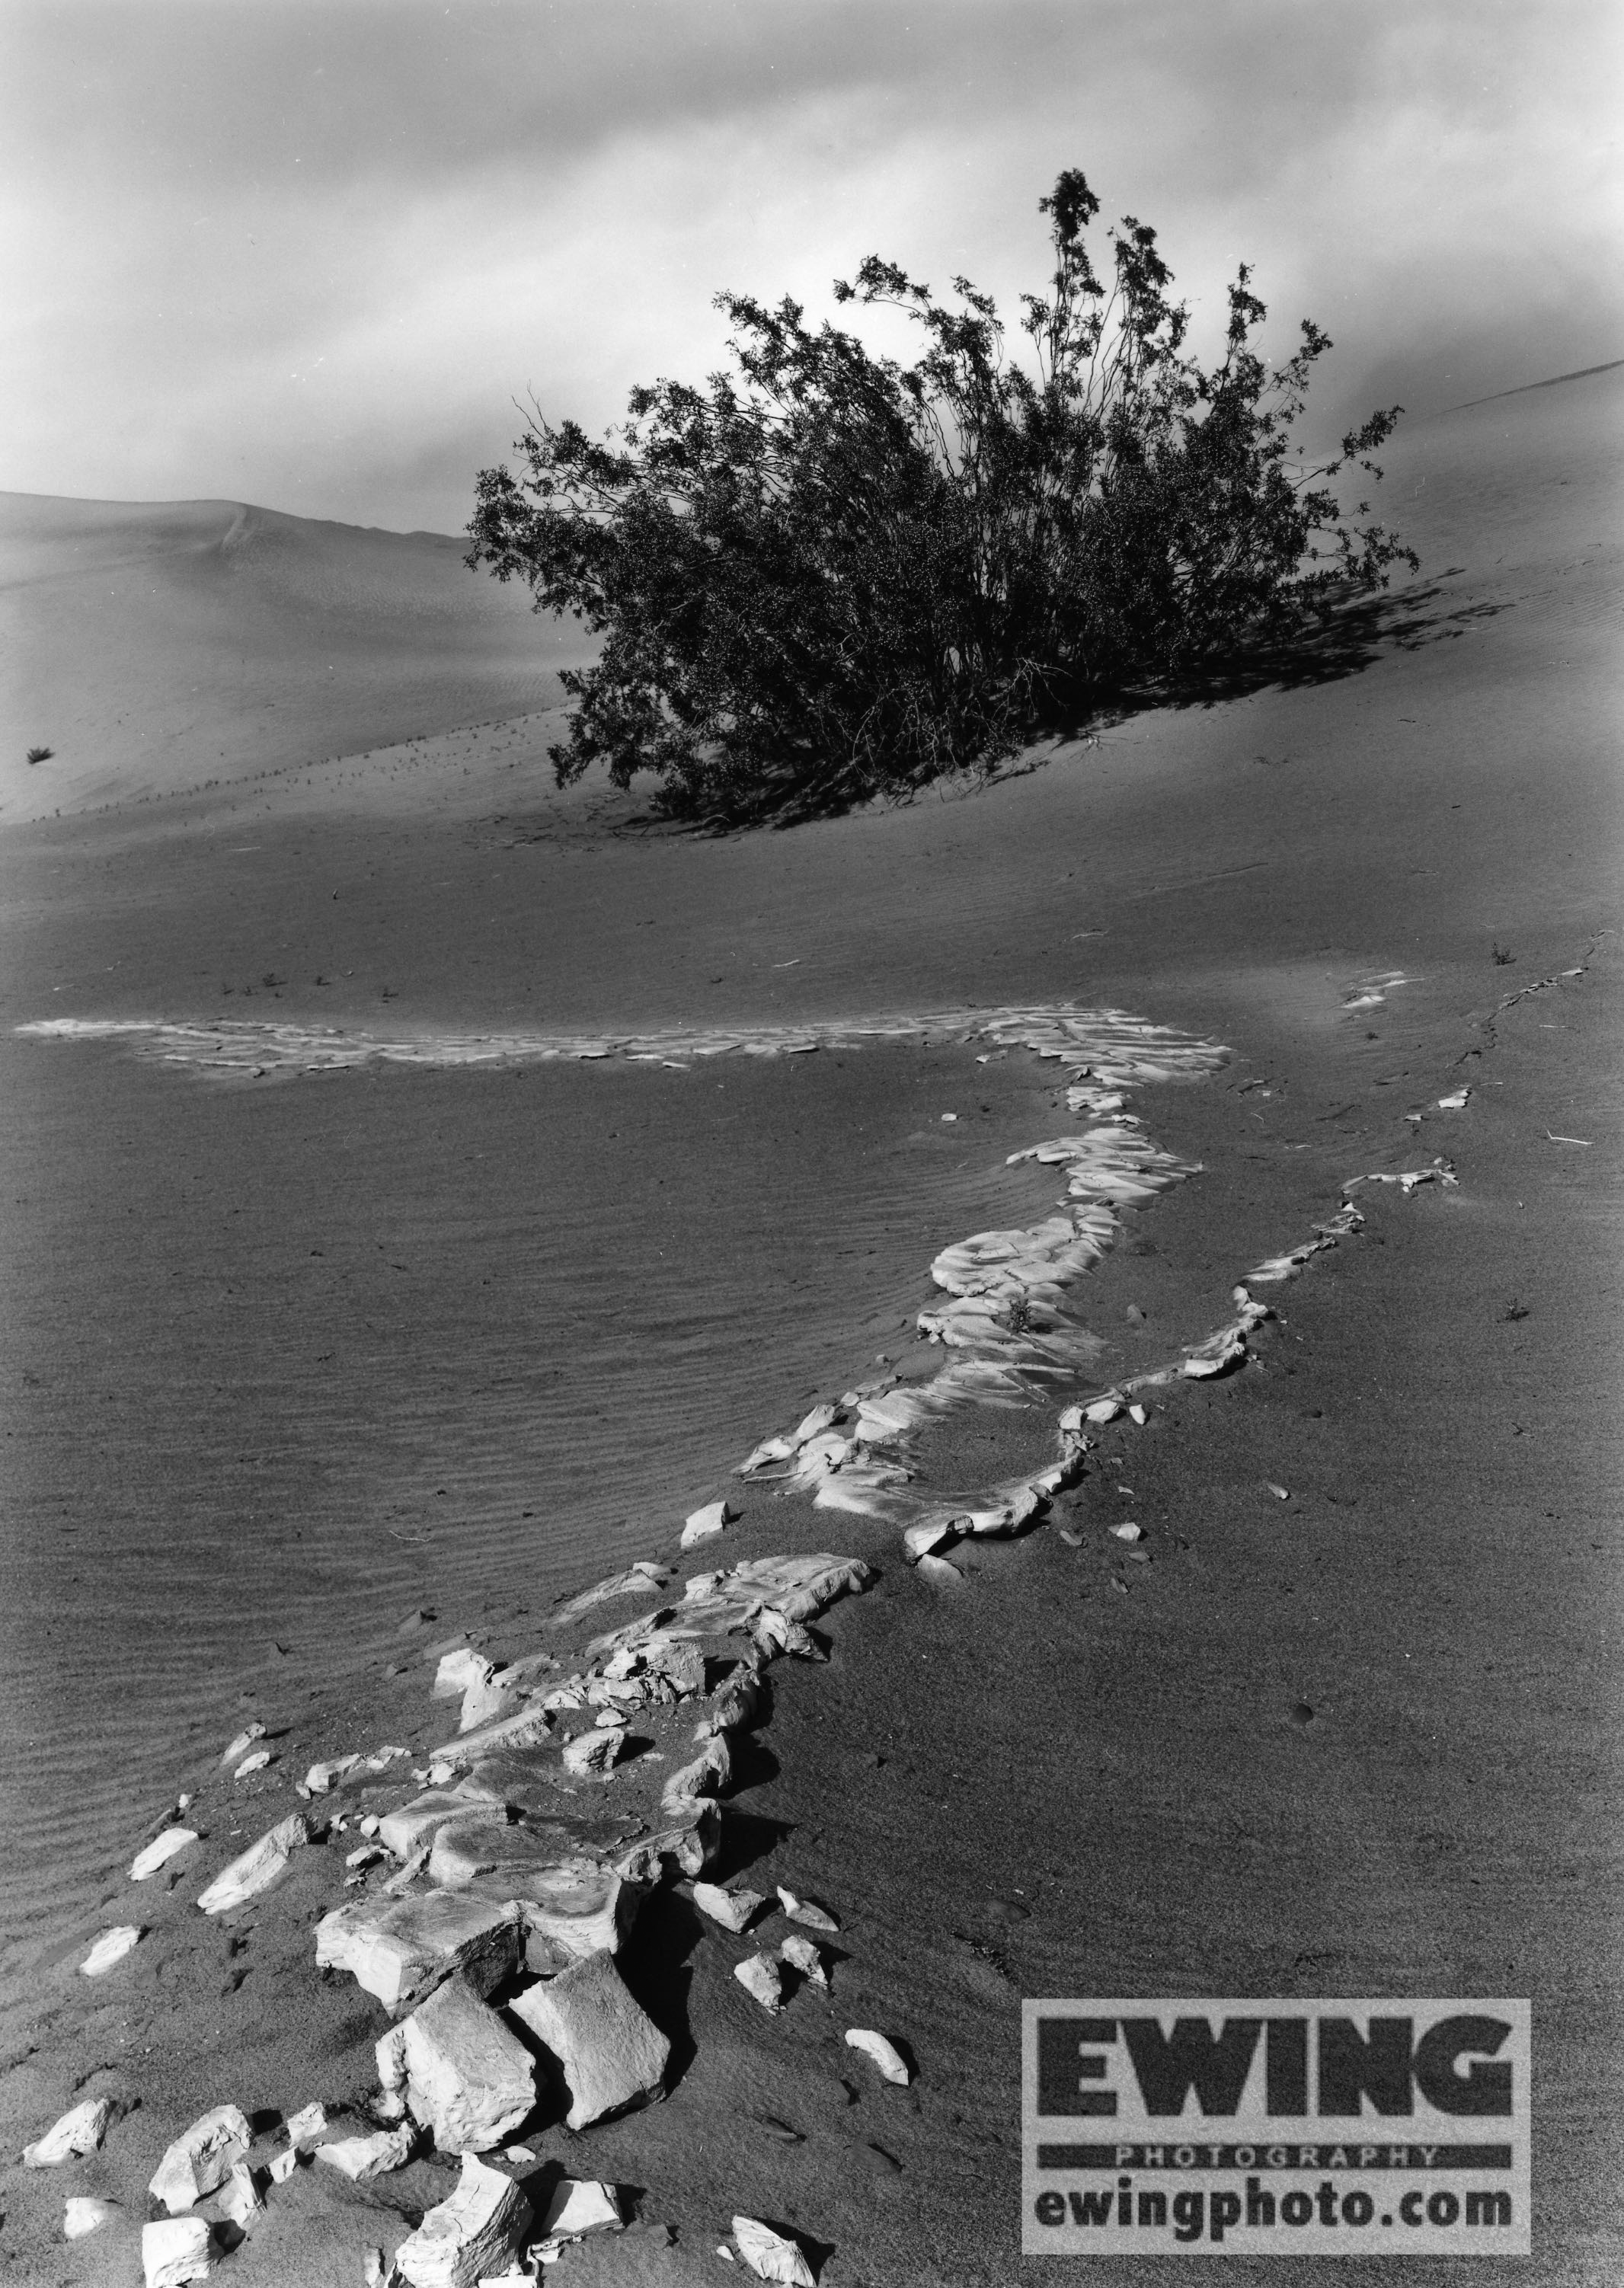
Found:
510,1859 -> 638,1968
63,2195 -> 113,2239
733,2215 -> 817,2284
142,2216 -> 213,2287
197,1814 -> 310,1914
24,2097 -> 112,2168
221,1723 -> 265,1767
1437,1087 -> 1471,1110
537,2175 -> 622,2244
81,1924 -> 143,1976
660,1733 -> 731,1814
434,1649 -> 494,1702
733,1953 -> 785,2013
777,1886 -> 839,1932
1127,1403 -> 1148,1426
283,2101 -> 328,2150
778,1934 -> 829,1989
1085,1395 -> 1124,1424
902,1517 -> 957,1562
393,2153 -> 534,2288
149,2105 -> 251,2213
315,2125 -> 415,2181
378,1790 -> 481,1862
916,1552 -> 964,1586
305,1755 -> 361,1794
680,1499 -> 737,1550
698,1669 -> 762,1738
232,1750 -> 272,1779
691,1881 -> 765,1934
459,1675 -> 515,1734
1110,1522 -> 1143,1542
131,1827 -> 198,1882
509,1950 -> 670,2130
267,2148 -> 299,2184
216,2161 -> 262,2226
384,1978 -> 536,2153
561,1726 -> 625,1778
319,1893 -> 522,2014
845,2026 -> 910,2082
613,1801 -> 720,1884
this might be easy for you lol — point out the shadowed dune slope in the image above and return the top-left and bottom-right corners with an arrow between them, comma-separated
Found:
0,492 -> 590,820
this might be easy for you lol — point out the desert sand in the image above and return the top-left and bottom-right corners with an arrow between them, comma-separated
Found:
0,365 -> 1619,2285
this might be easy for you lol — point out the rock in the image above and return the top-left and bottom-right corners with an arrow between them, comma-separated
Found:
220,1723 -> 265,1767
508,1859 -> 639,1969
315,2125 -> 415,2181
845,2028 -> 910,2083
459,1675 -> 514,1734
283,2102 -> 328,2151
615,1801 -> 721,1884
561,1726 -> 625,1778
779,1934 -> 829,1989
80,1925 -> 143,1977
149,2106 -> 252,2213
681,1499 -> 737,1551
428,1815 -> 527,1890
691,1881 -> 766,1933
379,1977 -> 536,2152
734,1953 -> 785,2013
1127,1403 -> 1148,1426
197,1815 -> 311,1915
434,1649 -> 494,1702
1110,1522 -> 1142,1542
1437,1086 -> 1471,1109
537,2175 -> 622,2250
267,2148 -> 299,2184
697,1667 -> 762,1738
379,1790 -> 486,1862
304,1756 -> 361,1794
732,2215 -> 817,2284
777,1887 -> 839,1932
916,1553 -> 964,1585
902,1518 -> 957,1562
509,1950 -> 670,2129
63,2195 -> 113,2239
1084,1395 -> 1125,1424
660,1733 -> 731,1816
142,2216 -> 214,2287
216,2162 -> 262,2226
392,2153 -> 534,2288
24,2098 -> 112,2167
233,1750 -> 272,1778
131,1827 -> 198,1881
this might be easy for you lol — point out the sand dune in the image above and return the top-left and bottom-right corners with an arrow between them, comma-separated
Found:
0,491 -> 590,820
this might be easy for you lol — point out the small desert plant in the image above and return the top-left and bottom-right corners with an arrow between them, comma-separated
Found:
468,167 -> 1416,818
26,745 -> 53,765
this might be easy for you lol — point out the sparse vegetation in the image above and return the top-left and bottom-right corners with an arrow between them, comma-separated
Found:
26,745 -> 53,765
469,167 -> 1417,820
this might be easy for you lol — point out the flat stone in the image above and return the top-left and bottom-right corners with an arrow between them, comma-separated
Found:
779,1934 -> 829,1989
777,1886 -> 839,1932
509,1949 -> 670,2130
378,1790 -> 488,1862
734,1954 -> 785,2014
314,2125 -> 415,2181
63,2195 -> 113,2240
433,1701 -> 555,1769
24,2098 -> 112,2168
680,1500 -> 737,1551
219,1724 -> 265,1767
393,2153 -> 533,2288
459,1675 -> 515,1734
130,1828 -> 198,1882
538,2176 -> 622,2246
379,1976 -> 535,2153
303,1755 -> 360,1794
282,2103 -> 328,2150
197,1815 -> 311,1915
79,1924 -> 143,1977
691,1881 -> 765,1934
142,2216 -> 213,2287
149,2105 -> 251,2213
733,2215 -> 816,2284
503,1858 -> 639,1970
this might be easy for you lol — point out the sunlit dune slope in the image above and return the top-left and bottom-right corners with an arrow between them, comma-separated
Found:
0,492 -> 587,819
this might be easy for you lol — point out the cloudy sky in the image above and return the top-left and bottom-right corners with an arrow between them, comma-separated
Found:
4,0 -> 1618,534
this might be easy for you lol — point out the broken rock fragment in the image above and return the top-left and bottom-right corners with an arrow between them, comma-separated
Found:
80,1924 -> 143,1976
660,1733 -> 731,1817
314,2124 -> 415,2181
733,2215 -> 817,2285
62,2196 -> 113,2240
197,1814 -> 311,1915
509,1949 -> 670,2129
537,2175 -> 623,2254
149,2105 -> 252,2213
24,2098 -> 112,2168
434,1649 -> 494,1702
561,1724 -> 625,1778
779,1934 -> 830,1989
142,2216 -> 213,2288
845,2028 -> 910,2083
220,1723 -> 265,1768
282,2102 -> 328,2151
681,1499 -> 737,1551
216,2161 -> 263,2227
303,1755 -> 360,1794
508,1858 -> 638,1969
691,1881 -> 765,1934
734,1953 -> 785,2013
379,1977 -> 536,2153
777,1887 -> 839,1933
392,2153 -> 533,2288
131,1828 -> 198,1882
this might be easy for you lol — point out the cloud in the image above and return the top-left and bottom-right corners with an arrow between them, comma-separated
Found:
2,0 -> 1618,530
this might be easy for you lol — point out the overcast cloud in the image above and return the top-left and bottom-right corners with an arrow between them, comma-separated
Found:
3,0 -> 1618,532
